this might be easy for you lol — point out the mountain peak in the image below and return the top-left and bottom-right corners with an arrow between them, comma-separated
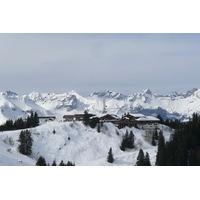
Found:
89,89 -> 127,100
68,90 -> 79,96
2,91 -> 18,96
183,88 -> 198,97
142,89 -> 152,95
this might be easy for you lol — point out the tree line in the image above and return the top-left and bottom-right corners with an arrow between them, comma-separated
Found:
156,112 -> 200,166
0,112 -> 39,131
157,114 -> 183,129
36,156 -> 75,166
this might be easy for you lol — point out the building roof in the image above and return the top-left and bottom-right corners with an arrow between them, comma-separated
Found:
38,116 -> 56,119
136,116 -> 160,122
90,114 -> 120,120
130,113 -> 146,118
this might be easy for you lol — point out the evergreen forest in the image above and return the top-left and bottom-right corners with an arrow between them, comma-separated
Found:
156,113 -> 200,166
0,112 -> 39,131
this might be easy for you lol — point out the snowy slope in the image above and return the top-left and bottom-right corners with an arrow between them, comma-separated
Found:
0,121 -> 172,166
0,91 -> 53,124
1,88 -> 200,125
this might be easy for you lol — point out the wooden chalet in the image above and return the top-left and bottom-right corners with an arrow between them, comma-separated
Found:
63,113 -> 95,122
116,113 -> 143,128
116,113 -> 160,129
63,112 -> 160,130
63,115 -> 75,122
90,114 -> 120,124
38,116 -> 56,123
136,115 -> 160,130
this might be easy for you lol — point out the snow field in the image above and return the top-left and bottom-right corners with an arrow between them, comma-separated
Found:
0,121 -> 172,166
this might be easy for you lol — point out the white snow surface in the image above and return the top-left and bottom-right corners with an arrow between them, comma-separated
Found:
137,116 -> 160,121
0,121 -> 172,166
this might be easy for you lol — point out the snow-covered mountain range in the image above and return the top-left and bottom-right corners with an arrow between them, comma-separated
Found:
1,88 -> 200,124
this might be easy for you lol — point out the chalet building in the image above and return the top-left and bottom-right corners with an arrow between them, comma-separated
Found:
119,113 -> 160,129
136,115 -> 160,130
63,113 -> 95,122
90,114 -> 120,123
38,116 -> 56,123
63,115 -> 76,122
63,112 -> 160,130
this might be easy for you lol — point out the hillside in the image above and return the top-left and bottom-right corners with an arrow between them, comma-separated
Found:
1,88 -> 200,125
0,120 -> 172,166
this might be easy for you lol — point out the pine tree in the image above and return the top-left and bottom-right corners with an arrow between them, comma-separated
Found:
107,147 -> 114,163
156,130 -> 166,166
33,112 -> 39,127
136,149 -> 145,166
14,118 -> 25,130
26,115 -> 31,128
83,110 -> 90,126
128,131 -> 135,149
120,138 -> 126,151
135,149 -> 151,166
52,160 -> 57,166
66,161 -> 75,166
4,119 -> 14,131
36,156 -> 47,166
120,130 -> 135,151
18,130 -> 33,156
59,160 -> 65,166
144,152 -> 151,166
120,130 -> 129,151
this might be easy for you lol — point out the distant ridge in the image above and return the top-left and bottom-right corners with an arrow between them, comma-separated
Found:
0,88 -> 200,124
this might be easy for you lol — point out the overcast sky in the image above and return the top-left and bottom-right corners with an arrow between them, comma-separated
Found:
0,33 -> 200,96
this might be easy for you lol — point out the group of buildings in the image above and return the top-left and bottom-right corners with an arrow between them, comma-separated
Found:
63,113 -> 160,130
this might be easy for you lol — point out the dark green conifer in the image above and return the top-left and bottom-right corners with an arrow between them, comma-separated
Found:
14,118 -> 25,130
144,152 -> 151,166
66,161 -> 75,166
136,150 -> 151,166
136,149 -> 145,166
156,130 -> 166,166
4,119 -> 14,131
34,112 -> 39,127
18,130 -> 33,156
59,160 -> 65,166
52,160 -> 57,166
128,131 -> 135,149
83,110 -> 90,126
36,156 -> 47,166
107,147 -> 114,163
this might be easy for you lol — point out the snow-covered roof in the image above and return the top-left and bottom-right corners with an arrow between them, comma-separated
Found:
90,114 -> 107,119
131,113 -> 145,118
136,116 -> 160,122
90,114 -> 120,120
